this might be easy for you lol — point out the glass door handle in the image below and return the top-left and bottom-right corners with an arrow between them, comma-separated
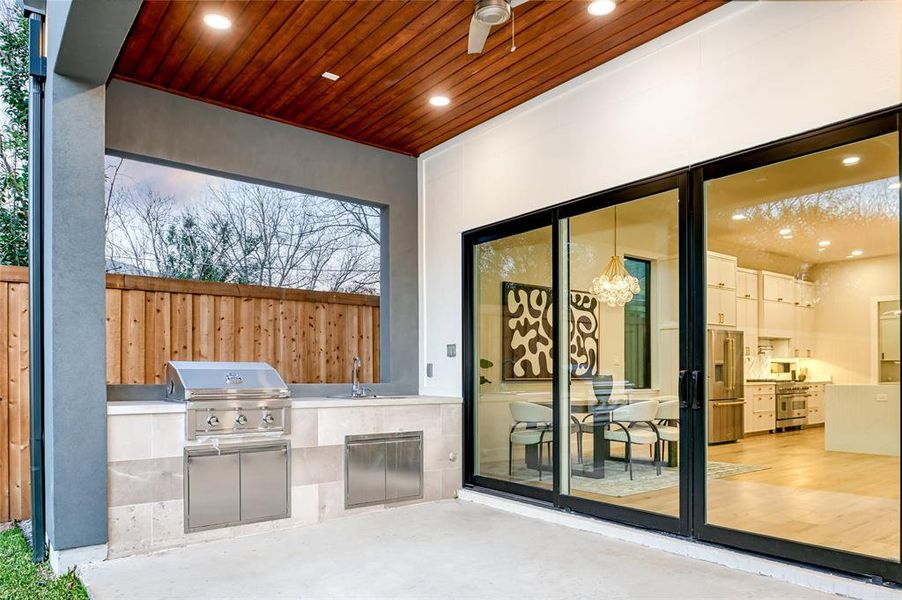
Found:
678,370 -> 689,409
691,370 -> 703,410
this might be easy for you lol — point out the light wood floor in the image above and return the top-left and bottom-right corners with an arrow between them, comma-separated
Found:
487,427 -> 901,561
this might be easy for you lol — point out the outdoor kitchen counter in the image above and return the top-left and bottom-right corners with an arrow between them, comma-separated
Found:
107,395 -> 462,414
105,395 -> 463,559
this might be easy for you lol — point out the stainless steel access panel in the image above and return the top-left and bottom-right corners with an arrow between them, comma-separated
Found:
345,431 -> 423,509
184,439 -> 291,532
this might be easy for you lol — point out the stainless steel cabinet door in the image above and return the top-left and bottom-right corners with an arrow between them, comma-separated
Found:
186,451 -> 240,531
346,440 -> 386,508
240,444 -> 290,522
385,438 -> 422,502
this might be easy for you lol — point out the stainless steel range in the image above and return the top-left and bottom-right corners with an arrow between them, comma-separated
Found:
165,361 -> 292,532
775,382 -> 809,429
165,361 -> 291,439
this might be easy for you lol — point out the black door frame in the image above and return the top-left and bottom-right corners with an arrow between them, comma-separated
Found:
461,103 -> 902,584
689,107 -> 902,584
551,171 -> 691,535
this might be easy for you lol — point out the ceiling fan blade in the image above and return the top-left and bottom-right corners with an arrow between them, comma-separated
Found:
467,16 -> 492,54
510,0 -> 528,7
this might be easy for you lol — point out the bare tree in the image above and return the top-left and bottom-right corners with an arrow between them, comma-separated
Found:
103,158 -> 382,294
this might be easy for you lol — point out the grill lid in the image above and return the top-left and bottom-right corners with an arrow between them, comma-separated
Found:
165,361 -> 290,402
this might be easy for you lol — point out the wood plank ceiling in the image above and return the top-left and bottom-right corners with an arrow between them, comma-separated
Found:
113,0 -> 726,156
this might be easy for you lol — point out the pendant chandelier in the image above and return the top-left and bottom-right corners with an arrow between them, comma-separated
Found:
591,206 -> 640,307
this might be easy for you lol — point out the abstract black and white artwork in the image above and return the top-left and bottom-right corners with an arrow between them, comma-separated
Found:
501,282 -> 599,381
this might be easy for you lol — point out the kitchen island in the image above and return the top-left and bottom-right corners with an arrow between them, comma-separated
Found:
106,395 -> 462,558
825,384 -> 900,456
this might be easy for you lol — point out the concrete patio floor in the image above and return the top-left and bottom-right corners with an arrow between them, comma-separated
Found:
80,499 -> 837,599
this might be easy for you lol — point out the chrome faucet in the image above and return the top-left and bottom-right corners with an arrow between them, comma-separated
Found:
351,356 -> 365,398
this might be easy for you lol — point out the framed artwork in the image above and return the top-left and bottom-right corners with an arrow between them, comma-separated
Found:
501,281 -> 599,381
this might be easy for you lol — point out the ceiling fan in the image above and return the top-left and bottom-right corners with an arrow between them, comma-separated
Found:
467,0 -> 528,55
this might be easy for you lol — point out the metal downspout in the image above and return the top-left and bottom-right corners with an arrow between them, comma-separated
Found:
26,8 -> 46,563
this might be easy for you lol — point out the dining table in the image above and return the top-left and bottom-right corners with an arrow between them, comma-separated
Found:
529,397 -> 678,479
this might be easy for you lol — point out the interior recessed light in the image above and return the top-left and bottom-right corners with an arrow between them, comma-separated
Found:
817,248 -> 826,252
322,71 -> 340,81
818,240 -> 831,247
782,235 -> 793,240
587,0 -> 616,16
841,155 -> 860,166
731,213 -> 747,221
203,13 -> 232,30
890,181 -> 901,190
429,95 -> 450,107
850,249 -> 864,256
778,228 -> 792,236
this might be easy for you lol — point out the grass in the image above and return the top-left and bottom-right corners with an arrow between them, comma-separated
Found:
0,525 -> 89,600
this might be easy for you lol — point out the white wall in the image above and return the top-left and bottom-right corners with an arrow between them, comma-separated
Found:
808,255 -> 901,384
419,1 -> 902,396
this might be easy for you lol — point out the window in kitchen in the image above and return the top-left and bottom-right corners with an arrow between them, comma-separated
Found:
623,257 -> 651,389
103,155 -> 384,386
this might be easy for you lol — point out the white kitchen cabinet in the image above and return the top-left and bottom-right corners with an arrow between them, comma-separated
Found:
736,268 -> 759,300
761,271 -> 795,304
707,285 -> 737,327
792,306 -> 815,358
707,252 -> 737,290
744,383 -> 775,433
736,297 -> 759,356
759,299 -> 794,338
806,383 -> 826,425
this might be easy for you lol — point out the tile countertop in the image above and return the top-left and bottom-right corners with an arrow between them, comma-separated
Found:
107,395 -> 463,415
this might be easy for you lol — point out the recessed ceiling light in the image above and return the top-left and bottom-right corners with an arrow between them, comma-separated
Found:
731,213 -> 747,221
778,228 -> 792,236
429,95 -> 450,107
203,13 -> 232,30
850,249 -> 864,256
322,71 -> 340,81
890,181 -> 901,190
818,240 -> 831,247
817,248 -> 826,252
782,235 -> 793,240
587,0 -> 616,16
841,155 -> 860,166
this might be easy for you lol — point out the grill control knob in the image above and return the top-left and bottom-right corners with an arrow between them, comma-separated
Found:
206,415 -> 220,427
262,413 -> 275,426
235,414 -> 248,426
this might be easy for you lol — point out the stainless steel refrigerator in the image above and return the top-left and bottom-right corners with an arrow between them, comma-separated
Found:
707,329 -> 745,443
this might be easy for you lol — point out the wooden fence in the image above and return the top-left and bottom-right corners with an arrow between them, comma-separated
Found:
0,265 -> 380,521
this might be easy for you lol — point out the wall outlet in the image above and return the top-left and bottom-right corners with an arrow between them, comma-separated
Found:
426,363 -> 434,378
446,344 -> 457,358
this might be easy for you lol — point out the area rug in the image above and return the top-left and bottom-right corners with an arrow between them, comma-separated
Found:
483,460 -> 767,497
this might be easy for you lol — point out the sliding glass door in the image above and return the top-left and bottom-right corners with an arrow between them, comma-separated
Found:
466,216 -> 555,500
464,175 -> 692,531
556,180 -> 687,530
695,116 -> 901,580
463,107 -> 902,584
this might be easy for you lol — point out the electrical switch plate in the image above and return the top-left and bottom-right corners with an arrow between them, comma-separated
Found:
876,394 -> 888,403
446,344 -> 457,357
426,363 -> 434,378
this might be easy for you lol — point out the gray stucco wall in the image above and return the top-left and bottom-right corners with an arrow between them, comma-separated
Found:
44,0 -> 109,550
105,80 -> 419,395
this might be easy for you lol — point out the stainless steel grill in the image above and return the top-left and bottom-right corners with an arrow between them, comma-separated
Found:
165,361 -> 291,440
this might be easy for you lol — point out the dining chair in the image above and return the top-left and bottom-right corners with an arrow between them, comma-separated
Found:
509,401 -> 553,481
603,399 -> 661,480
653,397 -> 679,463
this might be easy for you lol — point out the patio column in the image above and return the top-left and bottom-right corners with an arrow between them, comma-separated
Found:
40,0 -> 139,572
